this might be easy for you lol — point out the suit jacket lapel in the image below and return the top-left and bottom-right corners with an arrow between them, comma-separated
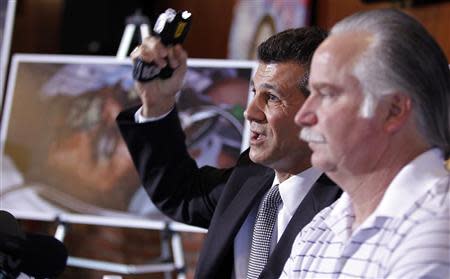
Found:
196,167 -> 274,278
209,168 -> 274,250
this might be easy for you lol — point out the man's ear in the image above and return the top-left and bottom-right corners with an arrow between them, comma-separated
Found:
383,93 -> 412,133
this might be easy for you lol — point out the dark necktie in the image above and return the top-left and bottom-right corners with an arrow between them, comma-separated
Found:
246,185 -> 282,279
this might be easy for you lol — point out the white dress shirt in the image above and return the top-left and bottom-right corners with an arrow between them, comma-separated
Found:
281,148 -> 450,279
233,167 -> 323,279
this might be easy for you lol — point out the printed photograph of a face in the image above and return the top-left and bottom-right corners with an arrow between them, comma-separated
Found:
0,55 -> 255,220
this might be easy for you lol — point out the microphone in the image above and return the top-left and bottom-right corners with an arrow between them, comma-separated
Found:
0,211 -> 68,278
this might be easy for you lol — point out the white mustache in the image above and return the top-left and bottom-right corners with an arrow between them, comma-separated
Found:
299,128 -> 326,143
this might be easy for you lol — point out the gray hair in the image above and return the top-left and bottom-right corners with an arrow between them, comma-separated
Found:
331,9 -> 450,157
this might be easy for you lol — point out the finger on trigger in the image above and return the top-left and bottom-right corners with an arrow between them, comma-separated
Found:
137,41 -> 168,68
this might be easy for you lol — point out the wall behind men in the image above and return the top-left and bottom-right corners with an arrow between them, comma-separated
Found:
314,0 -> 450,60
9,0 -> 450,59
10,0 -> 237,59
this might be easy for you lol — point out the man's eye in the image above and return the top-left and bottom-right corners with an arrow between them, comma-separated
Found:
267,94 -> 280,102
318,90 -> 335,98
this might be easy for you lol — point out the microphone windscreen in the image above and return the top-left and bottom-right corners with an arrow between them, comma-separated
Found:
20,233 -> 68,278
0,211 -> 68,278
0,211 -> 25,239
0,210 -> 26,276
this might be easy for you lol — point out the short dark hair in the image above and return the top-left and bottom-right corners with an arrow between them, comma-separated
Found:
257,27 -> 328,95
257,26 -> 328,68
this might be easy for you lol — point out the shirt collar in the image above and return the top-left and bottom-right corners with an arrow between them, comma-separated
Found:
324,192 -> 353,235
275,167 -> 323,216
324,148 -> 448,233
373,148 -> 448,218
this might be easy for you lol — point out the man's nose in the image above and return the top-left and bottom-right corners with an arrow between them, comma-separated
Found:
244,96 -> 265,123
295,98 -> 317,127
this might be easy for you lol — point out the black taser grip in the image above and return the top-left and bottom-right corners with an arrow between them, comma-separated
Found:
132,9 -> 192,82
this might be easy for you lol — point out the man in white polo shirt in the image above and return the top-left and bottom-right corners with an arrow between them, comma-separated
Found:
282,8 -> 450,279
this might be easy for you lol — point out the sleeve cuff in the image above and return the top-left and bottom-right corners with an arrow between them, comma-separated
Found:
134,106 -> 175,123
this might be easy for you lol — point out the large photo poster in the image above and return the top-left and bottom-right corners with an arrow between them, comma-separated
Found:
0,55 -> 256,225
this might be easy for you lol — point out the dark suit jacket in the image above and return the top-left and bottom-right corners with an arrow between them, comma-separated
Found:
117,106 -> 341,279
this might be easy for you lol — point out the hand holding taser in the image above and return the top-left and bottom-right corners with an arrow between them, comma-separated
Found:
132,9 -> 192,82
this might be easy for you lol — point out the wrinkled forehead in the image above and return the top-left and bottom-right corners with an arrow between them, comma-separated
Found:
253,62 -> 307,88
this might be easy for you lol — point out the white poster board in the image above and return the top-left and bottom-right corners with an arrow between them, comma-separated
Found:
0,0 -> 16,111
0,54 -> 256,231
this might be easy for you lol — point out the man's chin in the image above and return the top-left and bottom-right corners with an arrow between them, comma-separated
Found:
248,148 -> 271,166
249,148 -> 261,163
311,155 -> 336,173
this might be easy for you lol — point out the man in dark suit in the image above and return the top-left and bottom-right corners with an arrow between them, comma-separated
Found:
117,27 -> 341,279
